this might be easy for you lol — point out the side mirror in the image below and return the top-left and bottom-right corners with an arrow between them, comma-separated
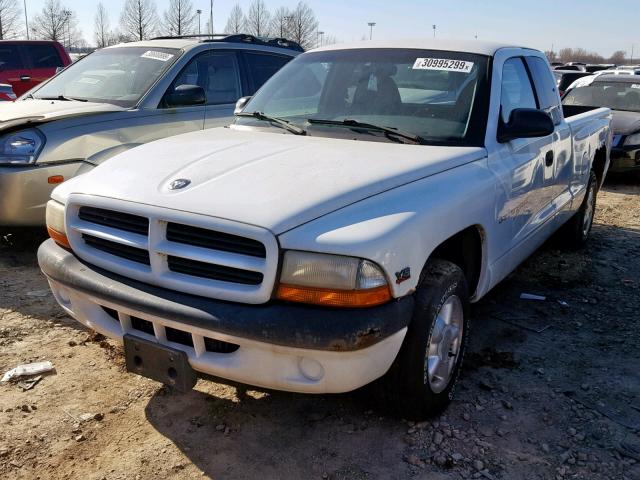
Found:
234,96 -> 252,115
497,108 -> 555,143
165,84 -> 206,108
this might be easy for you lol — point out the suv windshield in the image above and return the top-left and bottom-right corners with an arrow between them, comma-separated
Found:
563,81 -> 640,112
236,48 -> 490,146
31,47 -> 180,107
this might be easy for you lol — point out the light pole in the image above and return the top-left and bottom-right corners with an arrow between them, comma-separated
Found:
63,10 -> 72,49
280,15 -> 293,38
197,9 -> 202,34
209,0 -> 214,36
632,44 -> 635,64
433,24 -> 436,38
317,30 -> 324,47
24,0 -> 29,40
367,22 -> 376,40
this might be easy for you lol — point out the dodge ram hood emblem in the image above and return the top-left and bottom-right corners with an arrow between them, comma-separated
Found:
168,178 -> 191,190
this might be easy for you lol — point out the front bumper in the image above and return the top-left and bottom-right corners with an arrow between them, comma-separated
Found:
610,147 -> 640,173
0,162 -> 84,226
38,240 -> 413,393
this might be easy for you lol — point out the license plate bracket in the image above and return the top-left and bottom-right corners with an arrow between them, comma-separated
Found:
123,334 -> 197,392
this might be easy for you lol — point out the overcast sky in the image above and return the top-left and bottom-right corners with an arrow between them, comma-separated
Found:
24,0 -> 639,57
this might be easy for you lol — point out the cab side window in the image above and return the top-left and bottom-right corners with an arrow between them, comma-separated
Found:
526,56 -> 562,125
166,51 -> 241,107
500,58 -> 537,124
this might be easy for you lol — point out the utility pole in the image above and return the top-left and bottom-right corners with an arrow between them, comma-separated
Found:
24,0 -> 29,39
197,9 -> 202,34
209,0 -> 213,36
63,10 -> 72,49
367,22 -> 376,40
283,15 -> 293,38
317,30 -> 324,47
433,24 -> 436,38
632,44 -> 635,64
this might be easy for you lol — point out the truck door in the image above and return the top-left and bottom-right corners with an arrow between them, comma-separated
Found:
494,57 -> 556,249
525,56 -> 574,226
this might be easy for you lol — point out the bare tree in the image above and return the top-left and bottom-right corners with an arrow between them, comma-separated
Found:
289,2 -> 318,50
163,0 -> 196,36
31,0 -> 67,41
0,0 -> 21,39
94,2 -> 113,48
245,0 -> 270,37
224,3 -> 245,34
120,0 -> 158,41
269,7 -> 292,38
609,50 -> 626,65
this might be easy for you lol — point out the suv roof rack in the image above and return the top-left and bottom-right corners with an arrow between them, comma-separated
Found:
150,33 -> 304,52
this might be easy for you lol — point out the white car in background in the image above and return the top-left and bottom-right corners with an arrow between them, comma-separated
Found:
0,34 -> 301,226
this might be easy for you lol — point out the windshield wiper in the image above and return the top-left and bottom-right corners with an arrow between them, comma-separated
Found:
307,118 -> 426,145
236,111 -> 306,135
36,95 -> 88,102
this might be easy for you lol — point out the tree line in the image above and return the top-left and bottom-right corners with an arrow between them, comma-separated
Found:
546,47 -> 633,65
0,0 -> 325,51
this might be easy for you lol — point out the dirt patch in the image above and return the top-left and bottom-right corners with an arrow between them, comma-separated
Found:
1,180 -> 639,479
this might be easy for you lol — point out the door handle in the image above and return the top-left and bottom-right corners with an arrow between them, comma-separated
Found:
545,150 -> 554,167
20,75 -> 31,82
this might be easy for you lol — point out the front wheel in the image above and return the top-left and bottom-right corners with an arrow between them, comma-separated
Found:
378,259 -> 470,420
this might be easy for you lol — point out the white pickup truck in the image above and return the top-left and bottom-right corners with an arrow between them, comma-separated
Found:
38,40 -> 611,419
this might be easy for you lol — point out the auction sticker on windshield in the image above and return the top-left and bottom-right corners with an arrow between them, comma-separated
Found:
413,58 -> 474,73
141,51 -> 174,62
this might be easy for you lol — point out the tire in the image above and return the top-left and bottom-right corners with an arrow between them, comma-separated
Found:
560,170 -> 598,249
377,259 -> 470,420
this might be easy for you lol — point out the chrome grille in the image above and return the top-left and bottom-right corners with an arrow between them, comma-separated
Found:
66,196 -> 279,304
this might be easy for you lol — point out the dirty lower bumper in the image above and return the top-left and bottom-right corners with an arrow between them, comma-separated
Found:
38,240 -> 413,393
0,162 -> 84,226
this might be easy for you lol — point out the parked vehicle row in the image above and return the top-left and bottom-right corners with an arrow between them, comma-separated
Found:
37,39 -> 611,419
563,75 -> 640,174
0,34 -> 301,226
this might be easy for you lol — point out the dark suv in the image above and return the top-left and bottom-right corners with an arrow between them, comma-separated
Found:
0,40 -> 72,97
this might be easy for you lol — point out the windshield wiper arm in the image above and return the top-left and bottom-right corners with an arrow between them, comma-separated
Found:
236,111 -> 306,135
37,95 -> 88,102
307,118 -> 426,144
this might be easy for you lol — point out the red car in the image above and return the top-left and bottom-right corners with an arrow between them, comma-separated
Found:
0,40 -> 71,97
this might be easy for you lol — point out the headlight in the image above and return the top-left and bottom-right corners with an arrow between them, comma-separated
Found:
0,129 -> 45,165
46,200 -> 70,248
624,132 -> 640,146
276,251 -> 391,307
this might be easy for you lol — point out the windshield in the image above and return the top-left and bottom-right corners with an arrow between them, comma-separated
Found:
236,49 -> 490,146
563,81 -> 640,112
31,47 -> 180,107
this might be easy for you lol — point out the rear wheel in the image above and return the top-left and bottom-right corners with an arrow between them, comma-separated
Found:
561,170 -> 598,249
378,259 -> 470,420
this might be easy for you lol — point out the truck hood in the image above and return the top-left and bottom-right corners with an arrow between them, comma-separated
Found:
59,128 -> 486,234
612,110 -> 640,135
0,99 -> 125,130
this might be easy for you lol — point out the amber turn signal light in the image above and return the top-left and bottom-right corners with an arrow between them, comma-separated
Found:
47,226 -> 71,249
276,284 -> 392,308
47,175 -> 64,184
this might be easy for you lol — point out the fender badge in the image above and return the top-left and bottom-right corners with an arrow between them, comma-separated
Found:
395,267 -> 411,284
169,178 -> 191,190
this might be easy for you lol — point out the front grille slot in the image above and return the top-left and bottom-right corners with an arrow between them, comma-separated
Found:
205,337 -> 239,353
82,234 -> 150,265
131,316 -> 155,335
166,326 -> 193,347
167,222 -> 266,258
168,256 -> 263,285
79,206 -> 149,236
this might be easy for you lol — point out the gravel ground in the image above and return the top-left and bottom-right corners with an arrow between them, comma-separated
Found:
0,179 -> 639,480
